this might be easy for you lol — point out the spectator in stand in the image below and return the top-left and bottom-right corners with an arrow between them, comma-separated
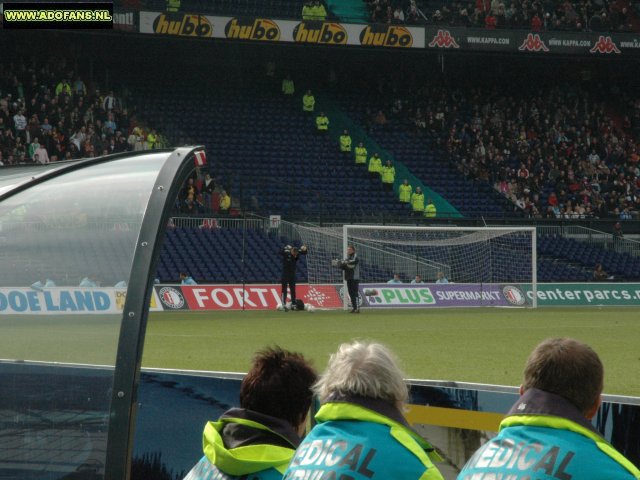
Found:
381,160 -> 395,192
435,271 -> 449,283
411,186 -> 425,216
531,13 -> 543,31
180,272 -> 197,285
411,274 -> 424,284
302,90 -> 315,114
368,152 -> 382,180
203,173 -> 215,210
393,6 -> 405,23
593,263 -> 611,281
399,179 -> 412,203
13,109 -> 27,142
35,143 -> 50,164
387,273 -> 403,283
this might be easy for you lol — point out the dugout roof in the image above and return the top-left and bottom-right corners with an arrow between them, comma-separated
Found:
0,147 -> 203,480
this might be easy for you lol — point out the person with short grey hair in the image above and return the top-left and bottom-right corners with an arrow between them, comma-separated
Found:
284,341 -> 444,480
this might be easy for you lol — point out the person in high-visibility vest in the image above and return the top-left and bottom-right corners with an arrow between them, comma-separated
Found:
354,142 -> 367,165
381,160 -> 395,192
411,186 -> 425,216
424,198 -> 437,218
184,347 -> 317,480
302,90 -> 315,113
315,112 -> 329,134
309,0 -> 327,20
399,179 -> 412,203
282,75 -> 295,95
301,1 -> 313,19
166,0 -> 180,12
339,129 -> 352,154
147,130 -> 157,149
367,153 -> 382,179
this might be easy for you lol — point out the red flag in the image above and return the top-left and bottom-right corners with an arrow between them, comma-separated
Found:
194,150 -> 206,167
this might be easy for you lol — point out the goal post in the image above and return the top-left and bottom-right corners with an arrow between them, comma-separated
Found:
342,225 -> 537,309
283,221 -> 536,309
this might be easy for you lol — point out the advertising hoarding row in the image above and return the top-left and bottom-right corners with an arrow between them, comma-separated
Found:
138,11 -> 640,56
1,283 -> 638,313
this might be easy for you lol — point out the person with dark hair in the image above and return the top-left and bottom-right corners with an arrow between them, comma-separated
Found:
457,338 -> 640,480
180,272 -> 197,285
284,341 -> 444,480
340,244 -> 360,313
280,244 -> 307,311
185,346 -> 317,480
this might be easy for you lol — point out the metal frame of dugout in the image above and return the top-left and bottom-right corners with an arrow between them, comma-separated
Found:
0,147 -> 202,480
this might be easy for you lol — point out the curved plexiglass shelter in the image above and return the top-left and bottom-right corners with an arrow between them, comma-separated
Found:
0,147 -> 202,480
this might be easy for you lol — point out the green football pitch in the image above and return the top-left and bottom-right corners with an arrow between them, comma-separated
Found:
2,308 -> 639,396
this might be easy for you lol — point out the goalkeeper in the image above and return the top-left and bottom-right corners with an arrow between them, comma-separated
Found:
280,244 -> 307,311
338,245 -> 360,313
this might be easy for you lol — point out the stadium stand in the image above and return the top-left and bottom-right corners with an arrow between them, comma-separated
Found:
366,0 -> 639,32
0,59 -> 167,167
138,77 -> 411,219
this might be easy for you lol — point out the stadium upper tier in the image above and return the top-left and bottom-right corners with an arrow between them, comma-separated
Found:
117,0 -> 640,32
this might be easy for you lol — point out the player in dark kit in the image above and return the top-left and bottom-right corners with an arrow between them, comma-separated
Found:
280,244 -> 307,311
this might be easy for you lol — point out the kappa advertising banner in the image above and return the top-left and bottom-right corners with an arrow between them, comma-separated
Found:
155,284 -> 343,311
0,287 -> 162,315
425,26 -> 640,55
139,12 -> 424,48
360,283 -> 524,308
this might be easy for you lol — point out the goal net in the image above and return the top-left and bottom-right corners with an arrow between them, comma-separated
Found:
285,223 -> 537,308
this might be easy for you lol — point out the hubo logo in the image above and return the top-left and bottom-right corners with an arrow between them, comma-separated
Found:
360,25 -> 413,48
158,286 -> 185,310
153,13 -> 213,37
294,22 -> 347,44
503,286 -> 526,306
367,287 -> 434,305
225,18 -> 280,41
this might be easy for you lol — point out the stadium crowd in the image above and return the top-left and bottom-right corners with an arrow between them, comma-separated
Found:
358,75 -> 640,220
0,58 -> 166,167
365,0 -> 638,31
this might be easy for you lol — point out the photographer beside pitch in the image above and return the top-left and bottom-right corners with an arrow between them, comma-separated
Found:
336,244 -> 360,313
280,244 -> 307,311
458,338 -> 640,480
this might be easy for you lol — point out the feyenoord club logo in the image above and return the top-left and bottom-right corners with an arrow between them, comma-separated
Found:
158,286 -> 185,309
518,33 -> 549,52
429,30 -> 460,48
503,286 -> 527,306
590,36 -> 620,54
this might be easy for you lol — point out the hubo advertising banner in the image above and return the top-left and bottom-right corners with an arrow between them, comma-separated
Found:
139,11 -> 424,48
0,287 -> 162,314
137,11 -> 640,55
360,283 -> 640,308
155,284 -> 343,311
